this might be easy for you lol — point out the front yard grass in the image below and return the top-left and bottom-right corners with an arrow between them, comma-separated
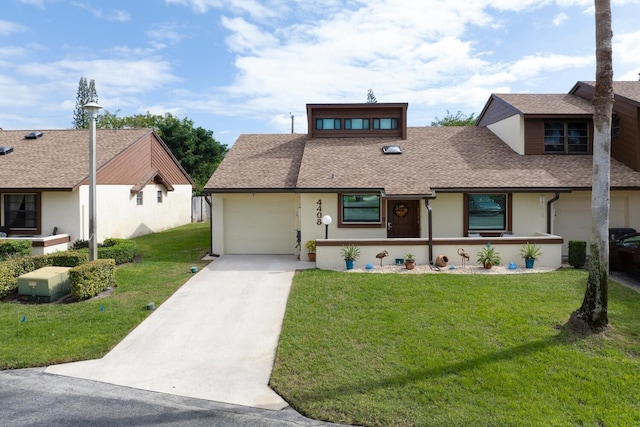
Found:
271,269 -> 640,427
0,222 -> 210,369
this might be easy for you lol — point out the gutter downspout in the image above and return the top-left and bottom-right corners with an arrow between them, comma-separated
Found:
204,195 -> 218,257
425,199 -> 433,265
547,192 -> 560,234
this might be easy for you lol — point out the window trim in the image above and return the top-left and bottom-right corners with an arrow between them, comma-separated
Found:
136,191 -> 143,206
338,193 -> 385,228
1,192 -> 42,235
157,190 -> 163,203
463,193 -> 512,237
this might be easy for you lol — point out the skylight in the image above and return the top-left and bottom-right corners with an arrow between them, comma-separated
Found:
0,146 -> 13,155
382,145 -> 402,154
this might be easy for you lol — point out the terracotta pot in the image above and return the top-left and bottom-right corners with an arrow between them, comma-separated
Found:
405,260 -> 416,270
483,261 -> 492,269
435,255 -> 449,267
308,253 -> 316,262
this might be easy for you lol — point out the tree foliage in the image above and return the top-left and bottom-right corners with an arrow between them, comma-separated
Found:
431,110 -> 476,126
569,0 -> 613,333
366,89 -> 377,103
73,77 -> 98,129
96,111 -> 228,194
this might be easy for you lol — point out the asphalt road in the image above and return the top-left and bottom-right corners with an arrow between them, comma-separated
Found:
0,368 -> 341,427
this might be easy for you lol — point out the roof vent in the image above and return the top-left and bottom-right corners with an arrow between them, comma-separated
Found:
24,131 -> 44,139
0,146 -> 14,155
382,145 -> 402,155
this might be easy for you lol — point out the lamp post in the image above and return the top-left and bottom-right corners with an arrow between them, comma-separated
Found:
84,101 -> 102,261
321,215 -> 332,239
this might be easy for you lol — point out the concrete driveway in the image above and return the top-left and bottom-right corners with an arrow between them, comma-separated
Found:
46,255 -> 316,411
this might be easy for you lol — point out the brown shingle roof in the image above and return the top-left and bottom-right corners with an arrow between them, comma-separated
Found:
205,127 -> 640,195
492,94 -> 593,115
580,81 -> 640,104
0,128 -> 153,189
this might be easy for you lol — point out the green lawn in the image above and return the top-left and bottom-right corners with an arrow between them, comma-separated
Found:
0,222 -> 210,369
271,269 -> 640,427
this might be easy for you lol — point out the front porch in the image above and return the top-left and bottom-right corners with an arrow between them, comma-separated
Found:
1,234 -> 71,256
315,232 -> 563,270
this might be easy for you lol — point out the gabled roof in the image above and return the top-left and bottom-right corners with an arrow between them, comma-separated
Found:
0,128 -> 192,190
205,126 -> 640,196
489,94 -> 593,116
573,80 -> 640,105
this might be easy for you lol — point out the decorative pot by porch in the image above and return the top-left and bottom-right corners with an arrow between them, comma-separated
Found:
308,252 -> 316,262
345,260 -> 355,270
435,255 -> 449,267
483,261 -> 493,269
525,258 -> 535,269
405,260 -> 416,270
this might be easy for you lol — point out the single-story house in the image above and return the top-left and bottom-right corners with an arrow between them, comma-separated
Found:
204,81 -> 640,269
0,128 -> 193,253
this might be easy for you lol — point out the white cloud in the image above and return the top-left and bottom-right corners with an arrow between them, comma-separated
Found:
553,12 -> 569,26
0,20 -> 28,36
165,0 -> 280,19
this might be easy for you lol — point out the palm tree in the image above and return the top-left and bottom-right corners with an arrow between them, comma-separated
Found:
569,0 -> 613,332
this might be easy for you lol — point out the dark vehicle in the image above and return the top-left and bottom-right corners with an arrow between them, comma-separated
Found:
610,232 -> 640,275
468,195 -> 502,215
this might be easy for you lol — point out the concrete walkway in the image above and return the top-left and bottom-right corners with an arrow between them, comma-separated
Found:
46,255 -> 316,411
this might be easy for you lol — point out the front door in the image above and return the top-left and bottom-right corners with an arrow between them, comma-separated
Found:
387,200 -> 420,238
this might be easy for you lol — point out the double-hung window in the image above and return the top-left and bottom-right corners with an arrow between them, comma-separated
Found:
3,194 -> 39,232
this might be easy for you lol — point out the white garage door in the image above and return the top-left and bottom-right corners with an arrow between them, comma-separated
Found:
223,195 -> 296,254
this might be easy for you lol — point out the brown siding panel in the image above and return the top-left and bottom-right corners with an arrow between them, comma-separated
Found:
477,96 -> 521,126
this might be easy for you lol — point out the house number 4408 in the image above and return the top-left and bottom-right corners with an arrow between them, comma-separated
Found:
316,199 -> 323,225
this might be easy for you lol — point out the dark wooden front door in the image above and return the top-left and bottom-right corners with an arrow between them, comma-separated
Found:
387,200 -> 420,238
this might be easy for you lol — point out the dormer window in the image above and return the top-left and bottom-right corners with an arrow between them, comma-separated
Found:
345,119 -> 370,130
315,119 -> 341,130
544,121 -> 588,153
373,118 -> 398,130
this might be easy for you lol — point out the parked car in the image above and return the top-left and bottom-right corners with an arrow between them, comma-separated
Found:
468,195 -> 502,215
610,232 -> 640,275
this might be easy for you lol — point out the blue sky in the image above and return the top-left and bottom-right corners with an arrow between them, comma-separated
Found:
1,0 -> 639,147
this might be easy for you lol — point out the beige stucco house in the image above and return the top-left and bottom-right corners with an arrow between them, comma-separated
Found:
204,81 -> 640,269
0,128 -> 193,254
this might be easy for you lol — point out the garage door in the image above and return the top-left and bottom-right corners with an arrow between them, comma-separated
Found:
223,195 -> 296,254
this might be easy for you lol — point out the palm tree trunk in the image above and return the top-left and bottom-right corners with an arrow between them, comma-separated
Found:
569,0 -> 613,332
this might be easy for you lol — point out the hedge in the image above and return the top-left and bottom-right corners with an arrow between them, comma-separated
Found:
69,259 -> 116,301
0,240 -> 32,261
98,238 -> 137,265
568,240 -> 587,268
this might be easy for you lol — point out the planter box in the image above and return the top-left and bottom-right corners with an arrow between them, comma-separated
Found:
18,266 -> 71,302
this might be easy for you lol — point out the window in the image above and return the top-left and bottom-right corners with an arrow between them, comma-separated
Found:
467,194 -> 507,232
4,194 -> 38,230
157,190 -> 163,203
315,118 -> 341,130
373,118 -> 398,130
612,113 -> 620,138
344,118 -> 370,130
136,191 -> 143,206
341,194 -> 381,223
544,122 -> 588,153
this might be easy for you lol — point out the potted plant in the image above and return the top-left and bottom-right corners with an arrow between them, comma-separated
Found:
340,245 -> 360,270
520,242 -> 542,268
477,244 -> 501,269
305,240 -> 316,262
404,253 -> 416,270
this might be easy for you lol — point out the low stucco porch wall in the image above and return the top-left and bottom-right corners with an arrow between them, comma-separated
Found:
315,232 -> 563,270
2,235 -> 71,256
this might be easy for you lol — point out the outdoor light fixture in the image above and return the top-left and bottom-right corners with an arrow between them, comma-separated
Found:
322,215 -> 332,239
84,101 -> 102,261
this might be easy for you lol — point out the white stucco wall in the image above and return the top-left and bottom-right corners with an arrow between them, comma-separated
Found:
487,115 -> 525,155
428,193 -> 463,237
511,193 -> 551,236
77,184 -> 192,242
41,191 -> 82,240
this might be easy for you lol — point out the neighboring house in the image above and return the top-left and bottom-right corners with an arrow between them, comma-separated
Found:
204,81 -> 640,268
0,128 -> 193,253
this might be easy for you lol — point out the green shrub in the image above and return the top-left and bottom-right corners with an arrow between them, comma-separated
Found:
47,250 -> 88,267
98,238 -> 137,265
0,239 -> 32,261
0,259 -> 19,299
71,239 -> 89,249
69,259 -> 116,301
568,240 -> 586,268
